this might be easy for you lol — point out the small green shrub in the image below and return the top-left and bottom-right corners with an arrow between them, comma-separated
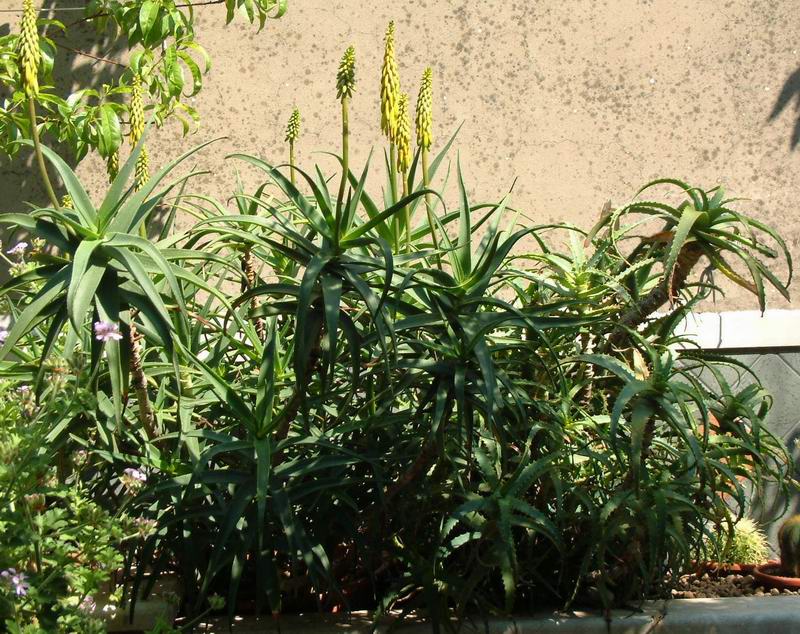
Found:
0,379 -> 138,633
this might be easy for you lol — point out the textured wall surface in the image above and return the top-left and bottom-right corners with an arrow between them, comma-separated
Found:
1,0 -> 799,312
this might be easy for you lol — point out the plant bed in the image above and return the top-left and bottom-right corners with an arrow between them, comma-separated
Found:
671,571 -> 800,599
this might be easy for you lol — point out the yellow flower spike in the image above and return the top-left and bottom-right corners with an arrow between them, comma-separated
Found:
134,146 -> 149,191
106,149 -> 119,182
19,0 -> 40,98
396,93 -> 411,175
380,21 -> 401,142
336,46 -> 356,102
285,107 -> 301,186
130,76 -> 145,145
285,108 -> 301,143
129,76 -> 149,190
60,194 -> 73,209
415,67 -> 433,151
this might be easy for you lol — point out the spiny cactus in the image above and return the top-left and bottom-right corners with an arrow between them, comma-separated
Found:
779,514 -> 800,577
336,46 -> 356,102
415,67 -> 433,151
714,518 -> 769,565
18,0 -> 40,98
380,21 -> 400,142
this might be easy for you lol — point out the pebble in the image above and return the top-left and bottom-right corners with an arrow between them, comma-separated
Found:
668,572 -> 799,600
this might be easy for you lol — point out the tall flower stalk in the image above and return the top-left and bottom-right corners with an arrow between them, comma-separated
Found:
127,313 -> 157,439
335,46 -> 356,239
241,247 -> 266,341
19,0 -> 59,210
381,21 -> 401,245
127,75 -> 156,435
396,93 -> 412,251
285,107 -> 301,186
415,68 -> 438,264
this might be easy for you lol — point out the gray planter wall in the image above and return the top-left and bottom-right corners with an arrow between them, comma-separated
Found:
723,348 -> 800,550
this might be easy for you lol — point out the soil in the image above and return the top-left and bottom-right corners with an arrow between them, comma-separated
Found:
671,572 -> 800,599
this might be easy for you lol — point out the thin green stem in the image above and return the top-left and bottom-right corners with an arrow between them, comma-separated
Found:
422,148 -> 440,267
402,175 -> 410,253
27,97 -> 60,210
289,140 -> 296,186
335,96 -> 349,244
389,142 -> 399,250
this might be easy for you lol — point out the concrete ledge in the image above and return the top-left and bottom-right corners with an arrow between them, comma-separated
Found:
194,597 -> 800,633
674,310 -> 800,349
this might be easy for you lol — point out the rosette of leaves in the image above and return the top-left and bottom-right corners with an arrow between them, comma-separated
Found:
0,137 -> 221,423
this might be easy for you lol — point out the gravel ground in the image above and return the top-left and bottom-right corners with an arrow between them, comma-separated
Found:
671,572 -> 799,599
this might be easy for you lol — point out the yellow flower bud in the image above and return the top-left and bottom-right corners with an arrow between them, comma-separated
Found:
336,46 -> 356,101
380,22 -> 400,142
107,150 -> 119,182
396,93 -> 411,174
134,146 -> 149,191
19,0 -> 40,98
61,194 -> 73,209
129,76 -> 145,146
415,67 -> 433,151
285,108 -> 301,143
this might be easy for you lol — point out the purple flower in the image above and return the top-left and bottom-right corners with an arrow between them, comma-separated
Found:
16,385 -> 30,394
1,569 -> 29,597
79,595 -> 97,614
94,321 -> 123,343
6,242 -> 27,258
123,467 -> 147,482
121,467 -> 148,492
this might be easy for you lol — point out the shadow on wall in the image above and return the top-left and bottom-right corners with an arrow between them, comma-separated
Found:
770,66 -> 800,150
0,0 -> 126,216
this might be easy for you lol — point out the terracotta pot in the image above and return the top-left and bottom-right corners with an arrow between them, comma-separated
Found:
694,561 -> 762,576
753,562 -> 800,590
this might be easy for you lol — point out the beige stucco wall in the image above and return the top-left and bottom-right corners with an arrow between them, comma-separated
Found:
2,0 -> 798,310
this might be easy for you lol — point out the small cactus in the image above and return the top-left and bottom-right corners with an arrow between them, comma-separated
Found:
18,0 -> 40,98
396,93 -> 411,174
415,67 -> 433,151
779,514 -> 800,577
380,21 -> 400,142
336,46 -> 356,102
714,518 -> 769,565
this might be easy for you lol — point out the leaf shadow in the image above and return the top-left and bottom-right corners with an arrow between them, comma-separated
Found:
769,66 -> 800,150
